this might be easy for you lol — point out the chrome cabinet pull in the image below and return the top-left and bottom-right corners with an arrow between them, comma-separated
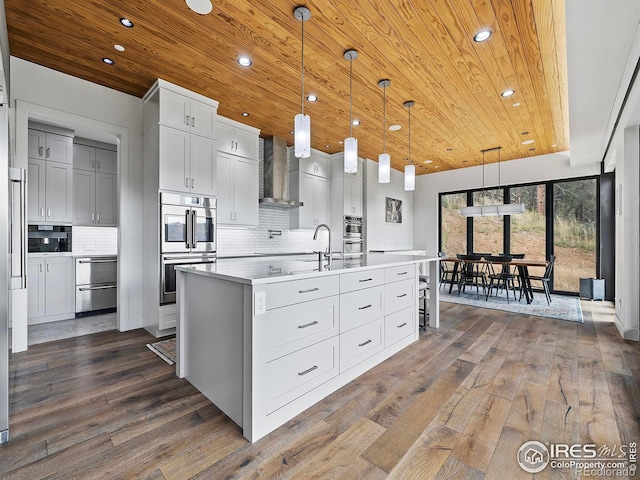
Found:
97,161 -> 101,170
47,208 -> 51,217
298,287 -> 319,294
191,178 -> 194,189
39,146 -> 43,156
92,213 -> 95,221
397,322 -> 407,328
78,259 -> 117,264
46,264 -> 50,273
39,264 -> 43,272
40,207 -> 44,217
358,278 -> 373,283
397,293 -> 407,298
186,177 -> 189,187
97,213 -> 100,222
191,117 -> 195,127
46,147 -> 50,158
298,320 -> 318,329
358,304 -> 372,310
358,339 -> 372,347
397,271 -> 408,276
186,115 -> 190,125
78,285 -> 117,291
298,365 -> 318,376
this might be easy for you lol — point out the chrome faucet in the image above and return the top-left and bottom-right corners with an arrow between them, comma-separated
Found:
313,223 -> 332,266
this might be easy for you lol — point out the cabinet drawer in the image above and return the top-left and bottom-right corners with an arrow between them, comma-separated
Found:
265,336 -> 339,415
385,278 -> 416,314
384,264 -> 416,283
340,318 -> 384,372
340,268 -> 384,293
385,306 -> 416,347
265,275 -> 339,310
339,286 -> 383,333
159,304 -> 176,330
259,295 -> 339,361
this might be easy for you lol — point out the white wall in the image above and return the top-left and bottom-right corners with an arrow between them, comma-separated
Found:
365,158 -> 414,251
412,151 -> 601,255
9,57 -> 143,339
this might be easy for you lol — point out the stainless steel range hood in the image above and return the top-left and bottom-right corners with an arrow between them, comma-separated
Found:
260,136 -> 303,208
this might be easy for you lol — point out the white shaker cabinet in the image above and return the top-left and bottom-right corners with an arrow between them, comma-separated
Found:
216,116 -> 260,159
27,256 -> 75,322
158,126 -> 217,196
289,148 -> 331,230
28,128 -> 73,164
159,88 -> 217,139
28,159 -> 73,224
216,151 -> 259,226
344,176 -> 363,217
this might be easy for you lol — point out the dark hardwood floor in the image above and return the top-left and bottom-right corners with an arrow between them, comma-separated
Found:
2,301 -> 638,479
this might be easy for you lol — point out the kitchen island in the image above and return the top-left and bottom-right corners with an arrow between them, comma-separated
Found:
175,253 -> 439,442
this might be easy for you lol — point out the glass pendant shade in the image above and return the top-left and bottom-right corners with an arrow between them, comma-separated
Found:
378,153 -> 390,183
404,164 -> 415,191
344,137 -> 358,173
294,113 -> 311,158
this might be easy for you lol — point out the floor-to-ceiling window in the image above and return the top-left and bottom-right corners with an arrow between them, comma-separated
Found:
553,178 -> 597,293
510,184 -> 547,277
472,189 -> 503,254
440,192 -> 467,254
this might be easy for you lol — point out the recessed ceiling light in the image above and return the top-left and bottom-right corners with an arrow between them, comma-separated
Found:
325,144 -> 330,148
435,165 -> 440,168
338,141 -> 344,144
114,44 -> 125,52
423,160 -> 433,164
463,160 -> 468,163
473,29 -> 492,42
501,89 -> 515,97
521,131 -> 529,135
241,112 -> 249,117
306,94 -> 317,102
237,56 -> 252,67
389,124 -> 401,131
529,148 -> 536,151
119,18 -> 134,28
186,0 -> 213,15
513,103 -> 521,107
289,131 -> 294,135
102,58 -> 115,65
352,119 -> 360,126
522,139 -> 535,145
446,148 -> 453,151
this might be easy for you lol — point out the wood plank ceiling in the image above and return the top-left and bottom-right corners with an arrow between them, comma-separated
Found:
4,0 -> 568,174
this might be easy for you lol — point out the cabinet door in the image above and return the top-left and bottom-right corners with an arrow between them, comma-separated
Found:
159,126 -> 190,193
159,89 -> 190,132
27,258 -> 46,319
190,135 -> 216,196
28,129 -> 46,159
44,257 -> 74,316
73,144 -> 96,171
352,179 -> 363,217
73,169 -> 96,225
96,173 -> 118,226
232,157 -> 258,226
215,121 -> 234,154
300,152 -> 330,178
45,161 -> 73,223
314,176 -> 331,226
45,133 -> 73,164
296,171 -> 317,229
189,99 -> 217,138
233,127 -> 259,159
216,151 -> 234,224
28,159 -> 46,222
95,148 -> 117,174
344,177 -> 363,216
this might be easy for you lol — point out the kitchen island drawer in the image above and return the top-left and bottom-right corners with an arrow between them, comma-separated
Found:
340,268 -> 384,293
339,286 -> 383,332
384,264 -> 415,283
385,278 -> 415,314
264,275 -> 339,310
385,306 -> 415,347
265,336 -> 339,415
258,295 -> 339,361
339,318 -> 383,372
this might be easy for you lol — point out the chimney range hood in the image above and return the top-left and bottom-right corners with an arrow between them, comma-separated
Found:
260,136 -> 303,208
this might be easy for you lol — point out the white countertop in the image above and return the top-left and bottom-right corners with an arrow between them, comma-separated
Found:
175,253 -> 439,285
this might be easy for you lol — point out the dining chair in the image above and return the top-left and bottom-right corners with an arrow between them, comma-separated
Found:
484,255 -> 518,303
456,254 -> 487,299
418,275 -> 429,329
525,255 -> 555,305
438,251 -> 457,290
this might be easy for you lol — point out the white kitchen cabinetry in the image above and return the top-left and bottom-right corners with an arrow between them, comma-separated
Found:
289,149 -> 331,230
158,126 -> 216,196
216,116 -> 260,159
216,151 -> 259,226
28,128 -> 73,164
27,256 -> 75,323
73,142 -> 118,226
330,155 -> 364,249
159,87 -> 217,139
28,158 -> 74,224
344,176 -> 363,216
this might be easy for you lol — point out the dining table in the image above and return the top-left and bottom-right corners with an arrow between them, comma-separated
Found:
441,256 -> 549,304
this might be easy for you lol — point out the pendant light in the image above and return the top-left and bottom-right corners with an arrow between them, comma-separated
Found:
344,49 -> 358,173
404,100 -> 415,191
378,79 -> 391,183
460,147 -> 526,216
293,6 -> 311,159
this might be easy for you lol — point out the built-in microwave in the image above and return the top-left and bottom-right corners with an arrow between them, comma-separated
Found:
160,193 -> 216,254
28,225 -> 72,253
344,215 -> 363,239
343,239 -> 363,256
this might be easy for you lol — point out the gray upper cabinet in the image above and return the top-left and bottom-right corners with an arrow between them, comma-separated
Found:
28,128 -> 73,164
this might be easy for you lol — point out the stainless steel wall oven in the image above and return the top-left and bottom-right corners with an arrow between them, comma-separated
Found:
343,215 -> 363,257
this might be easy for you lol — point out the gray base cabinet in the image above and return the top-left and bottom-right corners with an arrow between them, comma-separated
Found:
27,256 -> 75,323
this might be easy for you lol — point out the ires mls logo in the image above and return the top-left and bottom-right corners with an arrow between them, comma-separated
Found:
518,441 -> 550,473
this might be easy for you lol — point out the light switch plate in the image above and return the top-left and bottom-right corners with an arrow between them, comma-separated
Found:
254,291 -> 266,315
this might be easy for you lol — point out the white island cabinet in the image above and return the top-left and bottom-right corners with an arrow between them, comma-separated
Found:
176,253 -> 439,442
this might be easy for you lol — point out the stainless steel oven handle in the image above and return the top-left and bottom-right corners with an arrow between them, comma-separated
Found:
163,255 -> 217,261
191,210 -> 198,249
185,209 -> 192,250
78,259 -> 117,264
78,285 -> 117,291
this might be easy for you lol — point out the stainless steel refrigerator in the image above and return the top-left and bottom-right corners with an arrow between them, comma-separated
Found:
1,102 -> 10,444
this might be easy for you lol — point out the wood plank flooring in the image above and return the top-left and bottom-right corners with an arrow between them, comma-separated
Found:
2,301 -> 639,479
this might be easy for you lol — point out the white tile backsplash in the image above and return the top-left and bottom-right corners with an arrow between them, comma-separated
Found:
73,226 -> 118,254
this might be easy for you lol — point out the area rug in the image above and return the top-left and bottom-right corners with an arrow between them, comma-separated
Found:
146,338 -> 176,365
439,289 -> 583,323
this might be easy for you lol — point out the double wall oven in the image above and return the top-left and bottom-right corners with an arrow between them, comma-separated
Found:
343,215 -> 363,257
160,193 -> 216,304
